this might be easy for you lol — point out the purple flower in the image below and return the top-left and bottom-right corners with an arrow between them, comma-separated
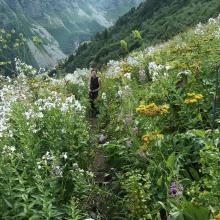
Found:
170,181 -> 183,197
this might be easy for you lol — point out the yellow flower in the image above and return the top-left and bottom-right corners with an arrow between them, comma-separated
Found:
194,94 -> 204,101
122,62 -> 133,74
136,105 -> 146,113
144,103 -> 161,116
180,63 -> 188,69
142,134 -> 153,143
215,213 -> 220,220
184,98 -> 198,104
136,103 -> 169,116
138,144 -> 149,156
187,92 -> 196,97
142,132 -> 164,145
160,104 -> 170,115
184,92 -> 204,105
156,134 -> 164,139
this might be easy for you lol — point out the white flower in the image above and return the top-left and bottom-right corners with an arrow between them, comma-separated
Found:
139,68 -> 146,82
51,79 -> 64,85
73,163 -> 79,168
42,151 -> 54,162
106,60 -> 122,78
6,76 -> 12,83
127,56 -> 139,66
24,109 -> 33,120
148,62 -> 164,81
195,22 -> 204,35
66,96 -> 74,104
165,65 -> 172,71
10,146 -> 16,152
37,162 -> 42,170
65,74 -> 75,83
145,46 -> 155,56
8,130 -> 13,138
117,90 -> 123,97
124,72 -> 131,79
61,128 -> 66,134
73,100 -> 83,112
213,29 -> 220,39
51,165 -> 63,177
61,103 -> 69,113
61,152 -> 68,160
208,18 -> 216,24
15,58 -> 37,76
86,171 -> 94,178
64,69 -> 89,86
124,85 -> 130,93
164,72 -> 169,78
36,112 -> 44,118
101,92 -> 107,101
2,145 -> 16,156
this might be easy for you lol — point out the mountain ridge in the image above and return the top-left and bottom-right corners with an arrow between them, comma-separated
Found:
0,0 -> 143,67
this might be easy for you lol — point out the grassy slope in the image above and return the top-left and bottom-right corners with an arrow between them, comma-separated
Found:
93,17 -> 220,218
1,15 -> 220,219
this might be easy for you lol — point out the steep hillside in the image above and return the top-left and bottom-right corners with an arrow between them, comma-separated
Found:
0,0 -> 142,67
63,0 -> 220,71
0,15 -> 220,219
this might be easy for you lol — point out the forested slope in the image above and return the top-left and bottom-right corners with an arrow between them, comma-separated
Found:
63,0 -> 220,71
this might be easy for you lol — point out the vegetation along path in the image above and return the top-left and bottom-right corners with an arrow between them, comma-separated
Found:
1,6 -> 220,220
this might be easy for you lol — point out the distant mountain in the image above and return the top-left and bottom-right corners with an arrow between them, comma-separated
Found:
63,0 -> 220,72
0,0 -> 143,67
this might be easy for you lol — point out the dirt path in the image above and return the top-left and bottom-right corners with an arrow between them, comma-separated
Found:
88,117 -> 107,183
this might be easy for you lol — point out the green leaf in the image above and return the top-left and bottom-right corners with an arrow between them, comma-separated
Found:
167,175 -> 172,182
188,167 -> 200,181
192,129 -> 205,137
183,202 -> 210,220
170,211 -> 184,220
214,138 -> 220,147
166,152 -> 175,171
157,176 -> 163,186
3,198 -> 12,208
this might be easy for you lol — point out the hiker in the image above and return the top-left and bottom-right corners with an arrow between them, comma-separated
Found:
88,69 -> 101,117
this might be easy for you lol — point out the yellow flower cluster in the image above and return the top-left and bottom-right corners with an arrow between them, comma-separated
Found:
112,74 -> 122,80
142,132 -> 164,145
136,103 -> 169,116
184,92 -> 204,105
138,132 -> 164,155
160,104 -> 170,115
215,213 -> 220,220
122,62 -> 133,74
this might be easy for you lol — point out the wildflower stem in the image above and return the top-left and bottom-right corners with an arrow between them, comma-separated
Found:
212,66 -> 219,130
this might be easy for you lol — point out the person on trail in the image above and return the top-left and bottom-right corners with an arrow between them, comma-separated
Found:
88,69 -> 101,117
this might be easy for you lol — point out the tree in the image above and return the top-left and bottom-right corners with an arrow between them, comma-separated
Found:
120,40 -> 128,52
132,30 -> 142,41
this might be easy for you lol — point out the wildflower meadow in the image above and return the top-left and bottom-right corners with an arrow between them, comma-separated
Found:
0,13 -> 220,220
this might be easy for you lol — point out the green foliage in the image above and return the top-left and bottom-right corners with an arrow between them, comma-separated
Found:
1,3 -> 220,220
32,36 -> 42,46
132,30 -> 142,41
93,18 -> 220,219
0,71 -> 96,218
0,28 -> 38,75
120,40 -> 128,53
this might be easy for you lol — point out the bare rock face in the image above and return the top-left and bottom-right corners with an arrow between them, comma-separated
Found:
0,0 -> 143,67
